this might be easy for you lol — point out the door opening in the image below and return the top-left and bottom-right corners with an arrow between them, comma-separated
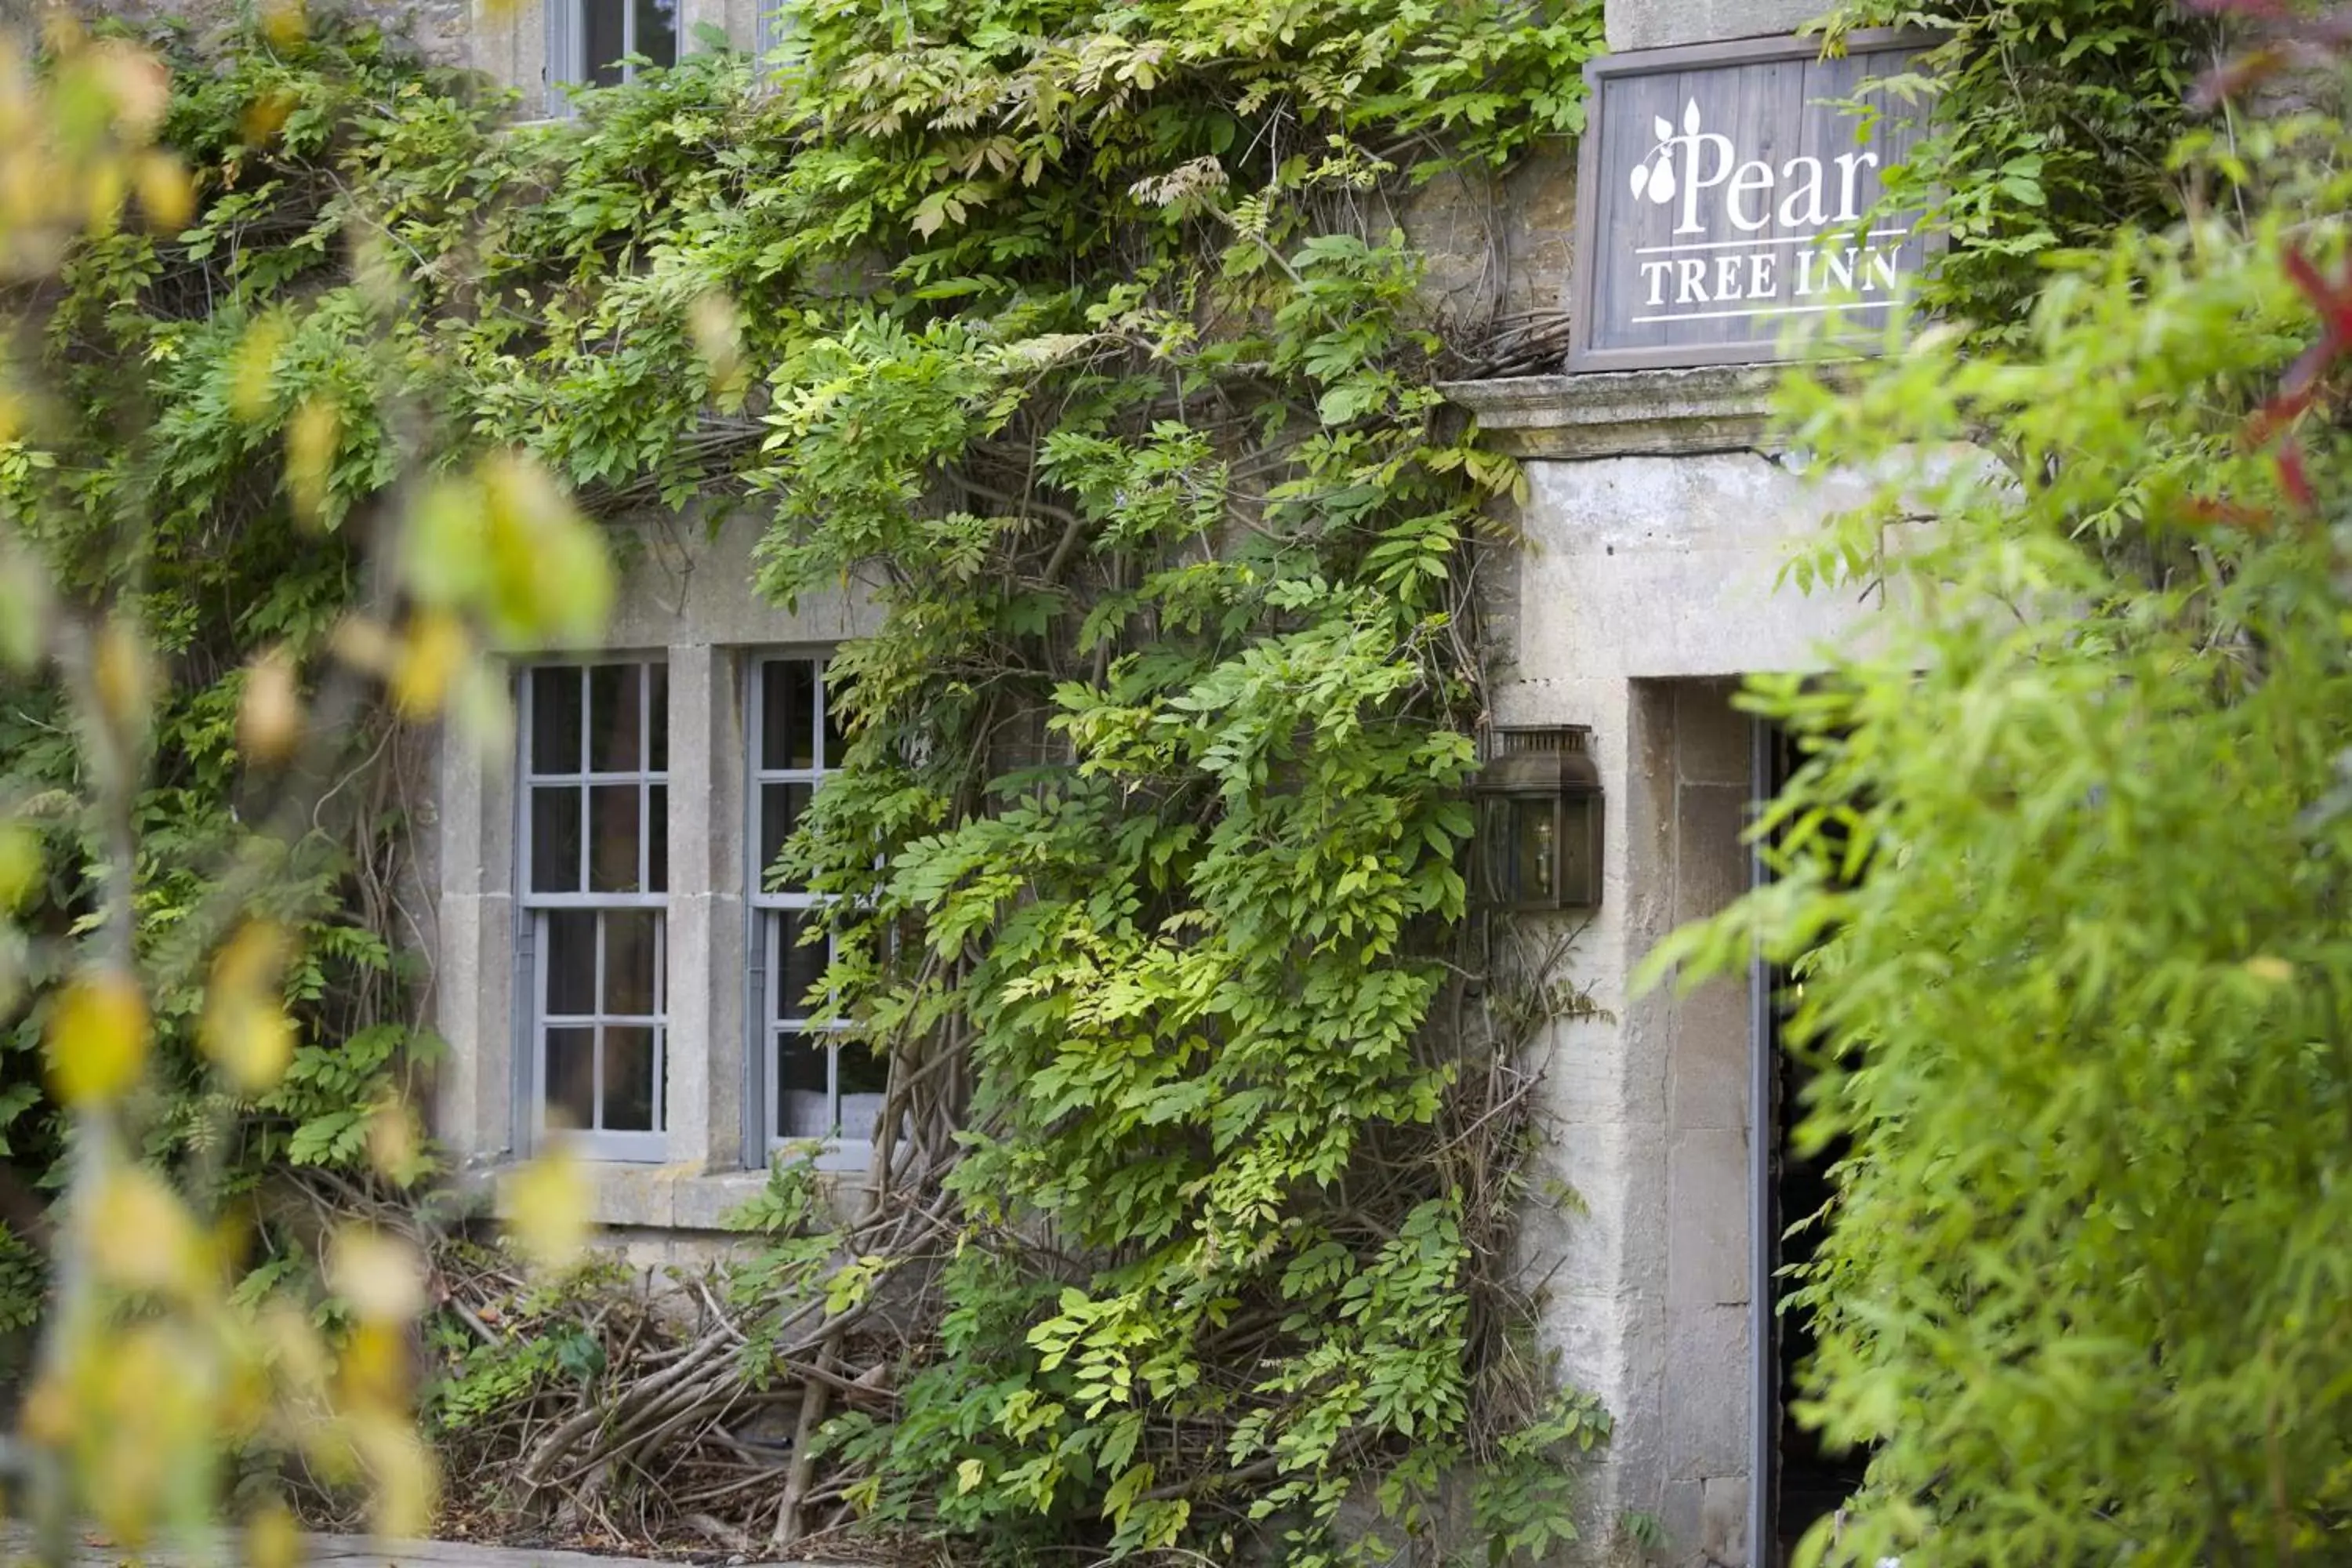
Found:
1751,720 -> 1868,1567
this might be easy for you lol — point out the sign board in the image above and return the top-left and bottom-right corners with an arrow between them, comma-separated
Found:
1566,31 -> 1929,373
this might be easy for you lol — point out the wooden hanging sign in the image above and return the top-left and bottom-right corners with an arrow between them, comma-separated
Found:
1566,31 -> 1932,373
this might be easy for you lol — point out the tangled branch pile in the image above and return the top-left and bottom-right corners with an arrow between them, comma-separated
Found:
416,929 -> 1596,1559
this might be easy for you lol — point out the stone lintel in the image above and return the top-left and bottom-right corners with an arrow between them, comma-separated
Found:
1439,365 -> 1788,460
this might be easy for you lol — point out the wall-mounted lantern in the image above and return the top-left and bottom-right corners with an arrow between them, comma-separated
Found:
1474,727 -> 1603,911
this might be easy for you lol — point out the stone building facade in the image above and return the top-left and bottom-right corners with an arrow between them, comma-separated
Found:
411,0 -> 1891,1563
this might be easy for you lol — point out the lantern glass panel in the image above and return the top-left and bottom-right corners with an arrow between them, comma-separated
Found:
1510,797 -> 1558,906
1559,791 -> 1599,907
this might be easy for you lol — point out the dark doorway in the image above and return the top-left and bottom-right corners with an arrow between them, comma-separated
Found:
1753,720 -> 1868,1566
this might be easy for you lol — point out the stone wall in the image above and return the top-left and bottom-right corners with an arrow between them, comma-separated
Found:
1605,0 -> 1820,53
1399,151 -> 1578,354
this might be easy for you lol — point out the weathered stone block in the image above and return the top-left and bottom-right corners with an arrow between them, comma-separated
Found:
1663,1302 -> 1751,1481
1675,680 -> 1751,789
1674,783 -> 1749,927
1700,1473 -> 1750,1566
1606,0 -> 1820,53
1668,975 -> 1748,1132
1668,1128 -> 1748,1310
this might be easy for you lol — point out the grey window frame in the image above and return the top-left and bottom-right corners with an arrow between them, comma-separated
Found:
516,659 -> 671,1163
745,653 -> 874,1171
546,0 -> 678,109
753,2 -> 789,77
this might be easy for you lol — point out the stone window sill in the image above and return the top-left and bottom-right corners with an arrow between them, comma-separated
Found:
492,1161 -> 775,1232
488,1149 -> 888,1232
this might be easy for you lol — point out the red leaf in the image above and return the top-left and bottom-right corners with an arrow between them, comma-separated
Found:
2283,242 -> 2352,343
2181,496 -> 2271,530
2279,442 -> 2318,510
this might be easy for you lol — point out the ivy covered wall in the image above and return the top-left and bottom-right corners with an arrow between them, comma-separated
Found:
3,0 -> 1624,1560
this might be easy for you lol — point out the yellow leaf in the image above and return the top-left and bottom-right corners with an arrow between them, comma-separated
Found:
81,1320 -> 214,1548
327,1228 -> 425,1324
259,1301 -> 330,1399
328,612 -> 396,676
0,821 -> 40,909
390,608 -> 468,719
505,1145 -> 590,1271
207,915 -> 288,999
339,1319 -> 408,1411
687,289 -> 742,380
89,1164 -> 201,1294
260,0 -> 307,46
91,615 -> 154,740
246,1500 -> 300,1568
287,397 -> 339,523
352,1414 -> 437,1539
403,456 -> 612,648
956,1457 -> 985,1494
89,40 -> 169,140
47,967 -> 148,1107
241,88 -> 295,147
20,1371 -> 73,1444
366,1100 -> 426,1187
202,920 -> 296,1092
133,149 -> 191,232
238,647 -> 301,764
479,454 -> 612,645
228,317 -> 287,421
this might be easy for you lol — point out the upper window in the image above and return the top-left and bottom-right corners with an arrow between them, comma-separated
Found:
519,661 -> 670,1161
550,0 -> 678,96
749,656 -> 884,1163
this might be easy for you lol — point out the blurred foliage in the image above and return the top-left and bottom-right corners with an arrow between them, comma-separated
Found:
0,5 -> 616,1554
1820,0 -> 2212,344
1648,9 -> 2352,1565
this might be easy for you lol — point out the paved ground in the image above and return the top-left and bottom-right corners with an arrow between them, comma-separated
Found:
0,1533 -> 856,1568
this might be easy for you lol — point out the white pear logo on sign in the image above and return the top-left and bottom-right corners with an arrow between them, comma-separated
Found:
1628,98 -> 1702,208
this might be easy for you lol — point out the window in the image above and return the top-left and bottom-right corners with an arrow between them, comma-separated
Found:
749,656 -> 884,1163
549,0 -> 678,96
519,661 -> 670,1160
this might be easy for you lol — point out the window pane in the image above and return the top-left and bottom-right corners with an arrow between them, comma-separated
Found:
604,909 -> 660,1016
648,784 -> 668,892
589,784 -> 644,891
589,663 -> 642,774
603,1026 -> 658,1131
531,787 -> 583,893
762,660 -> 815,771
635,0 -> 678,68
531,667 -> 583,775
545,1027 -> 595,1131
648,664 -> 669,773
583,0 -> 626,85
775,1029 -> 830,1139
760,781 -> 813,893
545,910 -> 598,1015
772,911 -> 829,1022
837,1042 -> 887,1144
820,668 -> 848,769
